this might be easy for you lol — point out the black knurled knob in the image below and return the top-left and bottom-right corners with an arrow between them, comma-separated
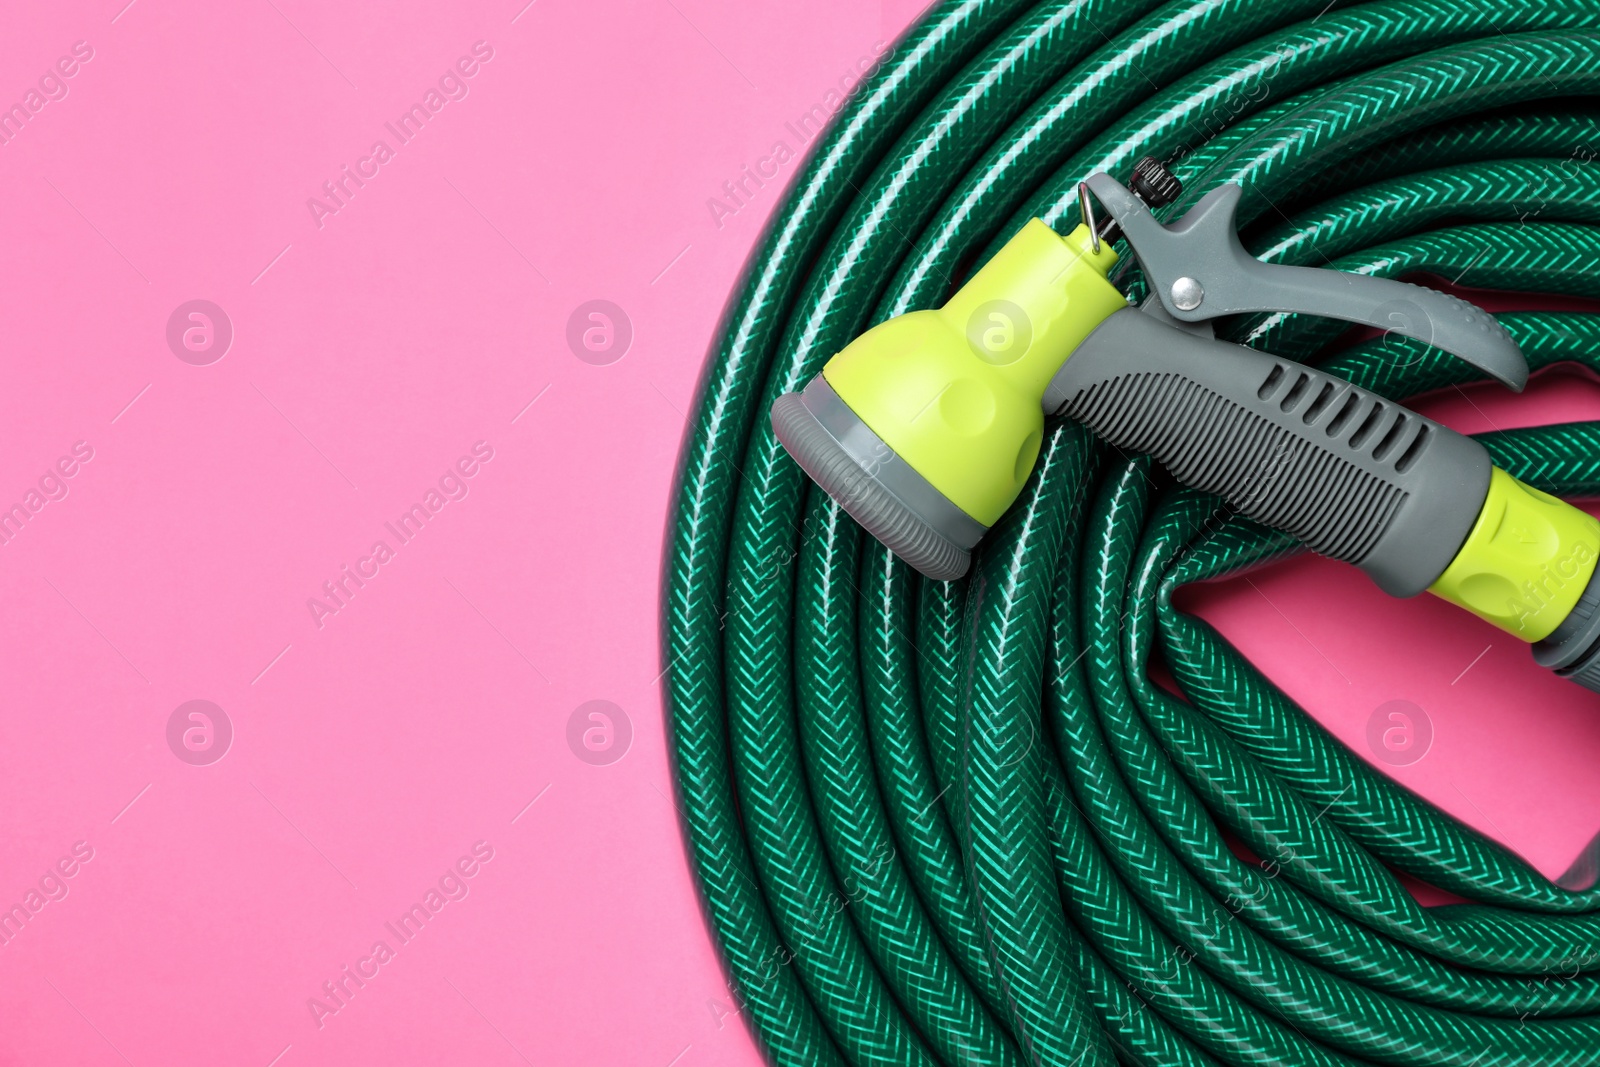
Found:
1130,156 -> 1182,207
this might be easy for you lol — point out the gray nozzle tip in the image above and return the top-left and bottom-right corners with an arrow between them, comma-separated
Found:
770,379 -> 985,582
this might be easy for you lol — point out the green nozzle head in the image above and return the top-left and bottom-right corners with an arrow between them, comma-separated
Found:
771,220 -> 1126,579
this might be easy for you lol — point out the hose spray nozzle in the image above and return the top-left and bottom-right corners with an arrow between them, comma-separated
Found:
771,160 -> 1600,693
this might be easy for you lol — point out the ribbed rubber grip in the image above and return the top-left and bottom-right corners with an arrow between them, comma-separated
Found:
1046,306 -> 1492,596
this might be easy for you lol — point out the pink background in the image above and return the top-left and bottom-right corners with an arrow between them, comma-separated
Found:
0,1 -> 1595,1064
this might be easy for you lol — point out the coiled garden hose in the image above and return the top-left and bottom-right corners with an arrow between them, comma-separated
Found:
663,2 -> 1600,1065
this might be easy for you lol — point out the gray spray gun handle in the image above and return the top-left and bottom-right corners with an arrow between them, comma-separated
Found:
1082,173 -> 1529,392
1044,305 -> 1490,597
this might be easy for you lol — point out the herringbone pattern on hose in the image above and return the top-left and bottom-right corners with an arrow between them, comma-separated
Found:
1295,109 -> 1600,208
857,542 -> 1012,1019
664,1 -> 1600,1064
1251,158 -> 1600,265
795,493 -> 1021,1067
990,0 -> 1600,261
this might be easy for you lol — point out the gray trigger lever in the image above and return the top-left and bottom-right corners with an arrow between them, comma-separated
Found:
1081,171 -> 1529,392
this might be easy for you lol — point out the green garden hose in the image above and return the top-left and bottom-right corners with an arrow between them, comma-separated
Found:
663,2 -> 1600,1065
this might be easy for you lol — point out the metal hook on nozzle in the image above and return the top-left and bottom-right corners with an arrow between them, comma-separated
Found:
1079,156 -> 1184,253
